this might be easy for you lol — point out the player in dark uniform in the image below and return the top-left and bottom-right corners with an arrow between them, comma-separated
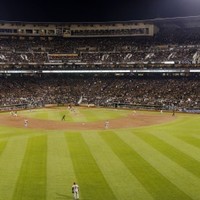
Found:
61,114 -> 66,121
172,109 -> 175,116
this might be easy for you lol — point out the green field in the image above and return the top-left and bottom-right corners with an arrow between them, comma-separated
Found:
0,107 -> 200,200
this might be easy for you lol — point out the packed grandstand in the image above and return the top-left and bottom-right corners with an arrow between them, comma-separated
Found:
0,16 -> 200,112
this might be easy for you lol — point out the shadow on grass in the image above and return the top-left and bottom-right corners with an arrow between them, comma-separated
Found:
56,192 -> 90,200
56,193 -> 72,199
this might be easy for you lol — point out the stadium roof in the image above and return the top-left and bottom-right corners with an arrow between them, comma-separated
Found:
0,15 -> 200,29
146,15 -> 200,28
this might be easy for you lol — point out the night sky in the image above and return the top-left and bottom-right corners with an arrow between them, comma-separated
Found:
0,0 -> 200,22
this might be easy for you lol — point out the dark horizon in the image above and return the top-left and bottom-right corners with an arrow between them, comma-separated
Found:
0,0 -> 200,23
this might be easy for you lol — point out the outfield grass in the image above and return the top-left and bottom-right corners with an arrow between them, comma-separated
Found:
0,108 -> 200,200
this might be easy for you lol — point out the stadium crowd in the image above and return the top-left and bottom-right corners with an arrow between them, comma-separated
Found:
0,25 -> 200,112
0,75 -> 199,111
0,27 -> 200,70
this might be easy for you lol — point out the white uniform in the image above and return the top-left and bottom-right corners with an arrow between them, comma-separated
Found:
14,111 -> 18,117
72,183 -> 79,199
24,119 -> 28,127
105,121 -> 109,129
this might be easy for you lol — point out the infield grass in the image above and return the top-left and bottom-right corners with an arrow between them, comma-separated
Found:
0,107 -> 200,200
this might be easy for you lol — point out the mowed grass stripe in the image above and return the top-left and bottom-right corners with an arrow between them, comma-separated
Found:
0,127 -> 33,139
78,109 -> 97,122
0,140 -> 7,155
47,133 -> 77,200
151,131 -> 200,163
65,132 -> 117,200
0,132 -> 28,140
13,135 -> 47,200
0,127 -> 21,135
0,128 -> 45,140
79,108 -> 130,122
101,131 -> 192,200
47,109 -> 63,121
67,108 -> 84,122
117,131 -> 200,200
193,134 -> 200,140
0,138 -> 27,200
23,108 -> 72,121
70,107 -> 87,122
32,110 -> 49,120
178,135 -> 200,149
136,131 -> 200,178
80,109 -> 106,122
83,131 -> 153,200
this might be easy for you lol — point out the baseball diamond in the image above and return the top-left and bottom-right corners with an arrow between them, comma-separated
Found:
0,107 -> 200,200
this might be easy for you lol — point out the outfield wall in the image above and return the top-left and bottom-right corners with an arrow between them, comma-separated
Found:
1,102 -> 200,114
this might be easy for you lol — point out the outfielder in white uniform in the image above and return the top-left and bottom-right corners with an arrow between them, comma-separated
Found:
72,182 -> 79,199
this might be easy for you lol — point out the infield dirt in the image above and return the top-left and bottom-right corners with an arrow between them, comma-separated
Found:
0,112 -> 175,130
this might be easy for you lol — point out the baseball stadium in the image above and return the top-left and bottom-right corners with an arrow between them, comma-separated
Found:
0,16 -> 200,200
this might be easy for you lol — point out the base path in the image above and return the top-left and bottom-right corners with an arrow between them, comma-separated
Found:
0,112 -> 175,130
